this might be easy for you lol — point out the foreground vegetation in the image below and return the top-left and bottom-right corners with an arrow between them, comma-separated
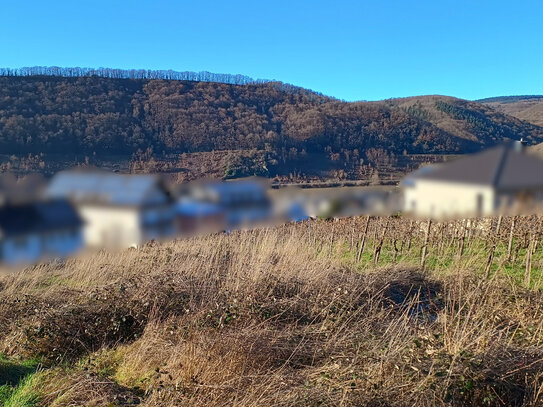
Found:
1,216 -> 543,406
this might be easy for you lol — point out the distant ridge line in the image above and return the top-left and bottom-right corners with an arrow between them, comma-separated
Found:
0,66 -> 270,86
0,66 -> 332,99
476,95 -> 543,103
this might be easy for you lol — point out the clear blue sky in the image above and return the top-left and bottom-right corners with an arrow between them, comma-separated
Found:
2,0 -> 542,101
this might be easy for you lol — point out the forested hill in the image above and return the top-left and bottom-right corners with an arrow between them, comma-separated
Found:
0,74 -> 452,156
0,71 -> 542,179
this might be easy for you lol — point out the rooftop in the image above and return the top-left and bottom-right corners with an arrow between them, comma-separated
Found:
406,142 -> 543,190
46,170 -> 171,207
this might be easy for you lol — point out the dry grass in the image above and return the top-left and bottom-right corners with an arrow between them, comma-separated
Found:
1,217 -> 543,406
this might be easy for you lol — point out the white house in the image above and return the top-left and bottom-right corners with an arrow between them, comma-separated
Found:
402,141 -> 543,218
0,199 -> 83,266
46,170 -> 176,249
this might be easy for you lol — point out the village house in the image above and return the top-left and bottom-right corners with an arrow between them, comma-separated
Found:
0,199 -> 83,266
402,140 -> 543,218
46,170 -> 176,249
176,199 -> 226,236
177,178 -> 273,233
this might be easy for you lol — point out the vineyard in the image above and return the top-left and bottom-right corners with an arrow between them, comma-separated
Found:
0,215 -> 543,406
303,215 -> 543,288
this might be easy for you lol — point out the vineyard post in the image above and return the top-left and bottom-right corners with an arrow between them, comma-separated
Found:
457,219 -> 467,264
406,219 -> 414,253
372,218 -> 379,241
329,222 -> 335,257
484,220 -> 499,279
373,218 -> 389,265
524,216 -> 541,288
437,222 -> 445,256
467,218 -> 476,247
525,236 -> 536,288
495,215 -> 503,235
420,219 -> 432,271
393,239 -> 399,263
506,216 -> 517,262
512,222 -> 526,264
356,216 -> 370,263
446,221 -> 457,253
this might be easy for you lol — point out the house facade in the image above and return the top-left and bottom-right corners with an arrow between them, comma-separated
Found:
402,141 -> 543,218
46,171 -> 176,249
403,179 -> 496,218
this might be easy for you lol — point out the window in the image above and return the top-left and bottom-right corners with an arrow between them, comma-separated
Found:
476,193 -> 484,215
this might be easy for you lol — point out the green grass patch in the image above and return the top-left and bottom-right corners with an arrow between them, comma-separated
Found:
0,373 -> 41,407
0,354 -> 40,385
334,235 -> 543,287
0,354 -> 41,406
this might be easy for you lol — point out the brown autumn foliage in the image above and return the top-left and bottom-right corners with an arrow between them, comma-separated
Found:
1,75 -> 542,179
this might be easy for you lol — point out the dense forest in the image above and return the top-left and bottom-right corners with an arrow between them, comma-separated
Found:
0,74 -> 449,155
0,68 -> 542,180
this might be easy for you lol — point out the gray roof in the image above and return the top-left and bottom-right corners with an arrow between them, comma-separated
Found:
46,170 -> 172,207
408,143 -> 543,190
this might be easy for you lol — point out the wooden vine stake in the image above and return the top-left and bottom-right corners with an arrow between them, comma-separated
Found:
420,219 -> 432,271
484,215 -> 502,279
525,237 -> 537,288
329,222 -> 335,257
524,216 -> 541,288
373,218 -> 389,265
406,219 -> 414,253
393,239 -> 399,263
457,219 -> 467,269
356,216 -> 370,263
506,216 -> 517,262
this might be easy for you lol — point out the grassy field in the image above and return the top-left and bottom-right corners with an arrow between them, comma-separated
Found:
1,216 -> 543,406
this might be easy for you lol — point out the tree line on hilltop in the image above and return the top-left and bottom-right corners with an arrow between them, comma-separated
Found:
0,66 -> 267,86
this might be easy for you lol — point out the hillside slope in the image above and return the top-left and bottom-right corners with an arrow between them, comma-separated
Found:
478,96 -> 543,127
0,75 -> 542,179
385,95 -> 543,144
0,76 -> 454,156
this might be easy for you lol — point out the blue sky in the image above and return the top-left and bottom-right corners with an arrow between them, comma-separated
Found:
1,0 -> 542,101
